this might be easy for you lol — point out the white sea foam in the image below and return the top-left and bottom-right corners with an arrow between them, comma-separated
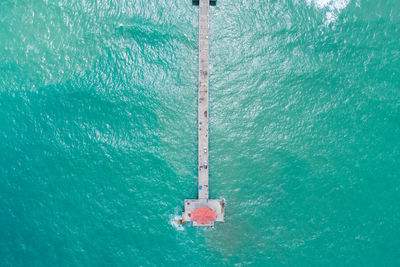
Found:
306,0 -> 351,25
169,213 -> 185,231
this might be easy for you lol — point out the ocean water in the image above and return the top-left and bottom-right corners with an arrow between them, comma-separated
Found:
1,0 -> 400,265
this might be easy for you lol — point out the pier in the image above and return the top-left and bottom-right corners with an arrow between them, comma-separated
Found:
181,0 -> 225,227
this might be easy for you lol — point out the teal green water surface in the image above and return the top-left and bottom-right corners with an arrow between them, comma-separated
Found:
1,0 -> 400,265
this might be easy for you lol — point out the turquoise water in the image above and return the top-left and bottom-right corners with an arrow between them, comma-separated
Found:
1,0 -> 400,265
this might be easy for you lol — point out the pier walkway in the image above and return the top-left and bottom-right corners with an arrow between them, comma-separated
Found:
181,0 -> 225,227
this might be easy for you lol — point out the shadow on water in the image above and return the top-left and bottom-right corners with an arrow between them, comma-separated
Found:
0,56 -> 185,264
205,147 -> 314,264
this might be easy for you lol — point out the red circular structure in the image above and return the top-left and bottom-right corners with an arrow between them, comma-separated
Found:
191,207 -> 216,224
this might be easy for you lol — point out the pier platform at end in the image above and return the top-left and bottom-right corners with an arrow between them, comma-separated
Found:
182,199 -> 225,227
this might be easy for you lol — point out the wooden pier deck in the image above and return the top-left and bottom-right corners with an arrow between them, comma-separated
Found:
198,0 -> 210,200
182,0 -> 225,227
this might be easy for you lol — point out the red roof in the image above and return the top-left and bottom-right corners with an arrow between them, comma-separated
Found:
191,207 -> 216,224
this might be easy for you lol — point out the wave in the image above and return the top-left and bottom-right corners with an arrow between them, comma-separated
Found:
306,0 -> 351,25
